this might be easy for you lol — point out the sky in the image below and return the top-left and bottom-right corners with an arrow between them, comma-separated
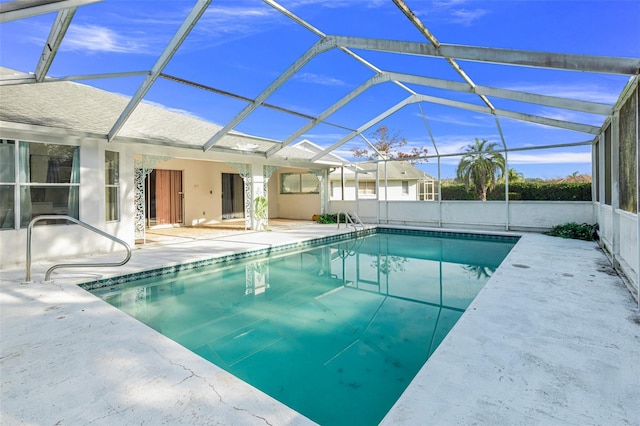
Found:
1,0 -> 639,180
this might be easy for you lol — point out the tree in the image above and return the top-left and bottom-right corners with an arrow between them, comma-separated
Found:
351,125 -> 428,162
456,138 -> 506,201
499,168 -> 525,183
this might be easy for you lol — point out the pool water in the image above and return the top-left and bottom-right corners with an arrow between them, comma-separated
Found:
91,230 -> 516,425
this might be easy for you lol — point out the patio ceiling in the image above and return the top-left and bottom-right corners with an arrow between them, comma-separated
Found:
0,0 -> 638,166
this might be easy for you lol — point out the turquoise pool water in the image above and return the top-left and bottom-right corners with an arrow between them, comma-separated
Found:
90,230 -> 516,425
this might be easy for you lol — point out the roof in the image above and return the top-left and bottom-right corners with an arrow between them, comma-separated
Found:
0,67 -> 333,164
329,160 -> 433,181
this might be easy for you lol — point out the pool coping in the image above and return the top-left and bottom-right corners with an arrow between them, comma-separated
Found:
2,224 -> 639,425
79,226 -> 519,291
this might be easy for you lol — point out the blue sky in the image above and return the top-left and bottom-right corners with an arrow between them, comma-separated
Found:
1,0 -> 639,179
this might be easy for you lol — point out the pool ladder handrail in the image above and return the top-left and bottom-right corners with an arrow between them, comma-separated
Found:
336,211 -> 365,232
23,215 -> 132,284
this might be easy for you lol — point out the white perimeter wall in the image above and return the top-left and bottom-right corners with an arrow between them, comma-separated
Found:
599,205 -> 639,291
330,200 -> 596,232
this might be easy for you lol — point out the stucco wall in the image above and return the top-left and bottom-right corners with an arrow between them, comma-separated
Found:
0,139 -> 137,268
152,158 -> 242,226
330,180 -> 417,201
271,169 -> 322,220
329,200 -> 596,232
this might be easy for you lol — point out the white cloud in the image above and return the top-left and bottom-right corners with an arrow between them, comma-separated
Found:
504,83 -> 619,104
195,5 -> 279,38
294,72 -> 346,87
414,0 -> 488,26
509,151 -> 591,164
62,24 -> 146,54
449,8 -> 488,26
531,107 -> 604,126
301,132 -> 351,144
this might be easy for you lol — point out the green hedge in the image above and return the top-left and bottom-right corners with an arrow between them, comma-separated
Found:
441,182 -> 592,201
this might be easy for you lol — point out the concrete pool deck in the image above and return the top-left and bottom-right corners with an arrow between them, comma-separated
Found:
1,225 -> 639,425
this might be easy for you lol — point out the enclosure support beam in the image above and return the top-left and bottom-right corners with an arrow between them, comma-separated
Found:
34,7 -> 76,82
267,73 -> 390,157
0,0 -> 99,23
495,117 -> 510,231
311,96 -> 415,162
108,0 -> 211,142
413,94 -> 602,135
332,35 -> 640,75
203,37 -> 336,151
0,70 -> 152,86
265,0 -> 418,98
393,0 -> 495,111
387,72 -> 613,115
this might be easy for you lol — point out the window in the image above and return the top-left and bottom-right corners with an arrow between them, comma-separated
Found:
402,180 -> 409,195
358,181 -> 376,196
280,172 -> 319,194
105,151 -> 120,221
0,140 -> 79,229
0,140 -> 15,229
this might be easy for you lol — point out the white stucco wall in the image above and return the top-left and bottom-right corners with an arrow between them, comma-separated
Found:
150,158 -> 245,227
276,193 -> 320,220
329,200 -> 596,232
0,138 -> 137,268
270,169 -> 322,220
330,180 -> 417,201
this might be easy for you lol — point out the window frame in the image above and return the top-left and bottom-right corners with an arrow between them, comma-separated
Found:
0,140 -> 80,229
105,150 -> 120,222
401,180 -> 409,195
280,172 -> 320,194
358,180 -> 376,197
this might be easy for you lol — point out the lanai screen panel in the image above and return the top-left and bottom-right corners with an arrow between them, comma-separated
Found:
618,87 -> 638,213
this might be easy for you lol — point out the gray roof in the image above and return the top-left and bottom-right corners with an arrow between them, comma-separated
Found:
330,160 -> 434,181
0,67 -> 325,164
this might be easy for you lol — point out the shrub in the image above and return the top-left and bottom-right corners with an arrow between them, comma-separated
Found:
544,222 -> 597,241
441,182 -> 592,201
316,213 -> 338,224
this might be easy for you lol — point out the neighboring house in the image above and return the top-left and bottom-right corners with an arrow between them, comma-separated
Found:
329,160 -> 437,201
0,68 -> 336,266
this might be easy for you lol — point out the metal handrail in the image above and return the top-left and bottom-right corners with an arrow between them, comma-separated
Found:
23,215 -> 132,284
337,211 -> 365,231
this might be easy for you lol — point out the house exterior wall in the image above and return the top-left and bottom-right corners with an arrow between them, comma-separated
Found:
149,158 -> 246,226
0,137 -> 136,268
330,180 -> 417,201
272,168 -> 321,220
0,134 -> 325,267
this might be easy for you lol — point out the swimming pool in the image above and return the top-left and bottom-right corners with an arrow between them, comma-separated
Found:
88,229 -> 517,425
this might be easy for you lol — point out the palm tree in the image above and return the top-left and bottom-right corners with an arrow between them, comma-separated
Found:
456,138 -> 506,201
505,168 -> 525,183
